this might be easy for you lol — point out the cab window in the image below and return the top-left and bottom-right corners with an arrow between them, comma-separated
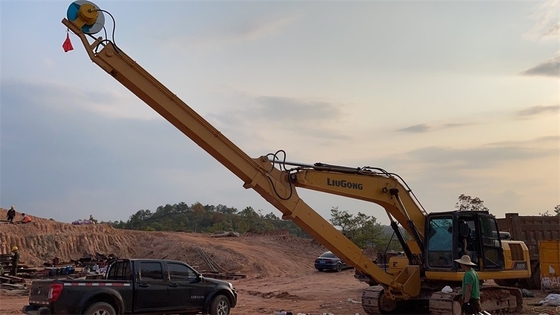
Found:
139,262 -> 164,281
107,261 -> 132,280
480,215 -> 504,269
168,262 -> 198,282
426,216 -> 453,268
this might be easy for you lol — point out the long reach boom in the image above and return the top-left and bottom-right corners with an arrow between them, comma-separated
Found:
61,2 -> 421,305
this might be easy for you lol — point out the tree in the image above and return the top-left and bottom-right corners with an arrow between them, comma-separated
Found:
352,212 -> 387,249
263,212 -> 279,220
237,207 -> 272,233
455,194 -> 489,212
191,202 -> 206,216
541,205 -> 560,216
239,206 -> 259,219
216,204 -> 237,215
329,207 -> 387,250
329,207 -> 354,235
128,209 -> 153,229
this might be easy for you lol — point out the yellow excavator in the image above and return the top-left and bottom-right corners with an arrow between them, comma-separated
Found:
61,2 -> 530,314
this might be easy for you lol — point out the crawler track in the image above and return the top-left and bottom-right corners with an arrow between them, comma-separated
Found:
362,286 -> 430,315
362,286 -> 384,314
362,285 -> 522,315
479,286 -> 523,313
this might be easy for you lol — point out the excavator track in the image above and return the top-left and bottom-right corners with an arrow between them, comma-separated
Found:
364,285 -> 522,315
429,291 -> 462,315
479,286 -> 523,314
362,286 -> 431,315
362,285 -> 384,314
430,286 -> 523,315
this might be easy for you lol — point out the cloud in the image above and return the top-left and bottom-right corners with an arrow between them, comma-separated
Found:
0,79 -> 217,222
524,0 -> 559,41
208,95 -> 350,141
398,124 -> 430,133
2,80 -> 158,121
489,135 -> 559,146
254,96 -> 340,122
160,11 -> 298,51
406,136 -> 558,169
520,1 -> 560,78
226,13 -> 297,42
534,135 -> 560,143
521,55 -> 560,77
517,104 -> 560,118
397,122 -> 474,133
441,122 -> 473,129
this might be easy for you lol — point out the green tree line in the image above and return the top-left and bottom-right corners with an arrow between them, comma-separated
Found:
103,202 -> 406,252
104,202 -> 310,237
103,196 -> 557,253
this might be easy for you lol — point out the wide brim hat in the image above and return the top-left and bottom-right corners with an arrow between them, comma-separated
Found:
454,255 -> 476,266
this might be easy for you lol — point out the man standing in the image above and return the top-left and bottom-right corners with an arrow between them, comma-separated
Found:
11,246 -> 19,276
7,206 -> 16,224
455,254 -> 481,315
458,220 -> 471,256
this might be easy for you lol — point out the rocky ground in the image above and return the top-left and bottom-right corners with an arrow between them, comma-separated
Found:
0,209 -> 557,315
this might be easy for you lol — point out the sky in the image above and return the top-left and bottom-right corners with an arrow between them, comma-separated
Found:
1,0 -> 558,226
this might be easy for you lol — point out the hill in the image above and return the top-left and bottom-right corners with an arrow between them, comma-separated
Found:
0,208 -> 325,276
0,207 -> 373,314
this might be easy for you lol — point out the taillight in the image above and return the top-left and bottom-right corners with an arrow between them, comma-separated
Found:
48,283 -> 64,302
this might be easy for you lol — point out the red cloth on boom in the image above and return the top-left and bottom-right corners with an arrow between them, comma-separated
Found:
62,33 -> 74,52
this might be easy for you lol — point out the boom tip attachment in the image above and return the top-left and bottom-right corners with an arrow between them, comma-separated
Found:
66,0 -> 105,35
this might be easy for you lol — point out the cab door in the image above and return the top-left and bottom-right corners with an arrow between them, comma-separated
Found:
167,262 -> 205,311
134,261 -> 172,312
477,213 -> 505,270
424,215 -> 454,271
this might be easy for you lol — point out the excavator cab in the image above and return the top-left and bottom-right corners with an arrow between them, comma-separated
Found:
424,211 -> 505,272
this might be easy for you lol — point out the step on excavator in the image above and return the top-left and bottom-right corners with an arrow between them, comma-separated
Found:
61,2 -> 529,314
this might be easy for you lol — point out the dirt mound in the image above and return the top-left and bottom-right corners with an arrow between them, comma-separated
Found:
0,208 -> 325,276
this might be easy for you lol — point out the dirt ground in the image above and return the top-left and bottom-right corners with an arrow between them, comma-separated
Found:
0,209 -> 558,315
1,281 -> 557,315
0,269 -> 366,314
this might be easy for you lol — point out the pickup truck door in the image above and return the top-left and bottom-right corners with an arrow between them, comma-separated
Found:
166,262 -> 205,311
134,261 -> 173,312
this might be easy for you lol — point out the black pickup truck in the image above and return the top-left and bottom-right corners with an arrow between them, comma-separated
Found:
23,259 -> 237,315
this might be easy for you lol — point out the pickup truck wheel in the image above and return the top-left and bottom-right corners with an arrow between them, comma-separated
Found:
83,302 -> 116,315
209,294 -> 230,315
